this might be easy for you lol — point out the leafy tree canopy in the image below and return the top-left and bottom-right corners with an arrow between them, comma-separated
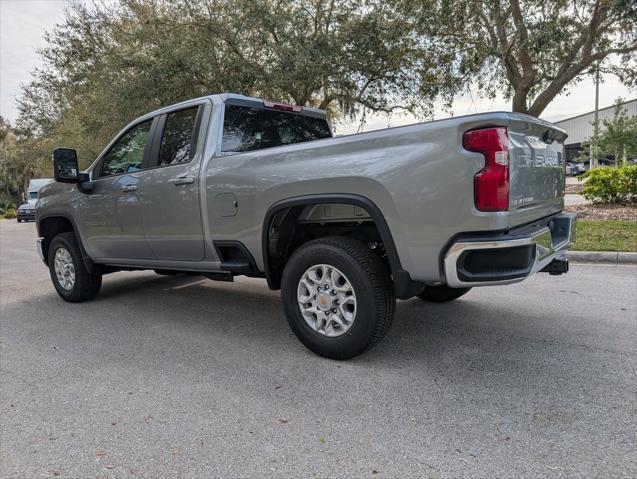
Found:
0,117 -> 50,205
578,99 -> 637,163
10,0 -> 637,176
17,0 -> 428,165
597,100 -> 637,161
394,0 -> 637,116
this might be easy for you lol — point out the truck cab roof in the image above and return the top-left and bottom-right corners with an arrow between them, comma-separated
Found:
135,93 -> 327,125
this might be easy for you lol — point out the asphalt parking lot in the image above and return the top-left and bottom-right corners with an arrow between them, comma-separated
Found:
1,220 -> 635,478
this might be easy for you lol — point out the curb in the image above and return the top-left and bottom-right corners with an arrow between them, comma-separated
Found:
568,251 -> 637,265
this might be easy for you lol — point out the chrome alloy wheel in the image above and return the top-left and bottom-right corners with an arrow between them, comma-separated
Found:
297,264 -> 357,337
54,247 -> 75,291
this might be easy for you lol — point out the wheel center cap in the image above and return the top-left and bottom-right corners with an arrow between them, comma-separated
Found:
317,292 -> 333,311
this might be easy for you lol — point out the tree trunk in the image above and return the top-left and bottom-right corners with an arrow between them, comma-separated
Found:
511,89 -> 528,113
527,84 -> 564,117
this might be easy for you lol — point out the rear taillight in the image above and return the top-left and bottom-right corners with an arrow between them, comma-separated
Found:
463,127 -> 510,212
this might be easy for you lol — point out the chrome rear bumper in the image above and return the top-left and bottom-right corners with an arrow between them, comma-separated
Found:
444,213 -> 575,287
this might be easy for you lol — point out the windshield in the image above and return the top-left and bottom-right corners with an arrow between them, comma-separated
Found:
222,105 -> 332,153
29,191 -> 38,200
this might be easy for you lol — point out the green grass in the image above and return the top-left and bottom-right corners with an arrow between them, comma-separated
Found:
571,220 -> 637,252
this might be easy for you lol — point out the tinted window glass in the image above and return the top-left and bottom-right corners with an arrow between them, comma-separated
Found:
101,120 -> 152,177
222,105 -> 332,153
159,107 -> 199,165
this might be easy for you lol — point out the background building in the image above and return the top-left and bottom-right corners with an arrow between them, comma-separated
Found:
553,98 -> 637,162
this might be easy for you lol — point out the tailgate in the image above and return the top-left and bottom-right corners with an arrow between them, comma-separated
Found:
507,116 -> 567,227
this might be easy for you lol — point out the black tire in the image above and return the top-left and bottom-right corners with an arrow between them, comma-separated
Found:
418,284 -> 471,303
281,236 -> 395,360
17,219 -> 21,223
48,232 -> 102,302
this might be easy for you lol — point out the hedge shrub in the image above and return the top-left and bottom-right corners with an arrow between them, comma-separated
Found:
581,165 -> 637,204
4,209 -> 17,219
0,201 -> 16,216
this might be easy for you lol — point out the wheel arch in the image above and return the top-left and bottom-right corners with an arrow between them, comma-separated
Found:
38,213 -> 95,272
261,194 -> 422,299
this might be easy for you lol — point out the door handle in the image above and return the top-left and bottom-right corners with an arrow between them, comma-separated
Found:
169,176 -> 195,186
121,185 -> 137,192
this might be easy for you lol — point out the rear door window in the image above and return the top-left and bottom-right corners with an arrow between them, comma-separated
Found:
158,106 -> 200,166
221,105 -> 331,153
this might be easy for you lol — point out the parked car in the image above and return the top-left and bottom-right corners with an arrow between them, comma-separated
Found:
16,203 -> 36,222
575,162 -> 587,174
35,93 -> 574,359
17,178 -> 54,222
565,163 -> 578,176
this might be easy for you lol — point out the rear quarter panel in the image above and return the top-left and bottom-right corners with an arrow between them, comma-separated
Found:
203,112 -> 538,283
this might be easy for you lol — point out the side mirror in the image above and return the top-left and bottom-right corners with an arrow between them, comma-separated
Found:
52,148 -> 79,183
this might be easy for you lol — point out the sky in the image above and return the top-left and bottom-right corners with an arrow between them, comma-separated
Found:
1,0 -> 635,134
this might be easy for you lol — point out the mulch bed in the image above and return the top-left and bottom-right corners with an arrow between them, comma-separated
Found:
565,203 -> 637,221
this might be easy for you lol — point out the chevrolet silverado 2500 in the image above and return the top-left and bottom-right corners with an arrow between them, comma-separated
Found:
37,93 -> 575,359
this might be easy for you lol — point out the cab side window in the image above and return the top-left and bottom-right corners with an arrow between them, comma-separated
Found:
158,107 -> 199,166
221,105 -> 332,153
100,120 -> 153,177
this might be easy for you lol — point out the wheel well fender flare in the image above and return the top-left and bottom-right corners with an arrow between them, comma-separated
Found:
38,213 -> 95,273
261,194 -> 421,299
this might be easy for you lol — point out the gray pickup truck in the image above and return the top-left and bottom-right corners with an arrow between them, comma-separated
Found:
37,93 -> 574,359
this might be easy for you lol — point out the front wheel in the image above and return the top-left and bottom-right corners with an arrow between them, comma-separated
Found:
48,232 -> 102,302
281,237 -> 395,360
418,284 -> 471,303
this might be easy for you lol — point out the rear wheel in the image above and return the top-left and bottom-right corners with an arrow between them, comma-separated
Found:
281,237 -> 395,360
418,284 -> 471,303
48,232 -> 102,302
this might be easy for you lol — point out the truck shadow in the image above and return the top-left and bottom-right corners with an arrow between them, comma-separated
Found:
6,270 -> 620,412
89,272 -> 582,368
